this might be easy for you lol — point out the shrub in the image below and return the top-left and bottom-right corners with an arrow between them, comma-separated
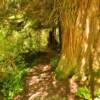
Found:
76,87 -> 91,100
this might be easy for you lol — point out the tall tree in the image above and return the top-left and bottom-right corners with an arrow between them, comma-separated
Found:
55,0 -> 100,99
56,0 -> 100,79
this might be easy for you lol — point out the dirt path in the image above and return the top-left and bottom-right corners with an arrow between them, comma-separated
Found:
14,65 -> 67,100
14,50 -> 68,100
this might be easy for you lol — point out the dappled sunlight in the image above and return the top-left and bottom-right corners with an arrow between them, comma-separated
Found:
0,0 -> 100,100
14,62 -> 67,100
29,76 -> 40,86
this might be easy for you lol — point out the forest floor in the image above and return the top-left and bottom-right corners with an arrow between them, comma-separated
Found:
14,38 -> 100,100
14,49 -> 68,100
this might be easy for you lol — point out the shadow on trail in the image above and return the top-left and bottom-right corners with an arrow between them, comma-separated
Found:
14,49 -> 67,100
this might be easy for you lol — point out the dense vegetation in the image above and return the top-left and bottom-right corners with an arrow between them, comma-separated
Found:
0,0 -> 100,100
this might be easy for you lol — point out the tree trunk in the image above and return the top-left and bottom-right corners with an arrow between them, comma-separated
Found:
48,27 -> 58,50
56,0 -> 99,79
55,0 -> 99,99
56,0 -> 87,79
58,17 -> 62,50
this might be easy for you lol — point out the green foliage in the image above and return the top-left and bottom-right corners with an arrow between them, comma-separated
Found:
1,68 -> 29,100
76,87 -> 91,100
50,57 -> 59,71
96,89 -> 100,98
0,11 -> 49,100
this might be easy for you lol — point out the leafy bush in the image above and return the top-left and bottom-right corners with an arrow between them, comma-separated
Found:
1,68 -> 29,100
96,89 -> 100,98
0,11 -> 49,99
76,87 -> 91,100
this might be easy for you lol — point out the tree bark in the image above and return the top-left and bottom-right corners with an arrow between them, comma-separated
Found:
55,0 -> 99,99
48,27 -> 58,50
55,1 -> 86,79
58,17 -> 62,50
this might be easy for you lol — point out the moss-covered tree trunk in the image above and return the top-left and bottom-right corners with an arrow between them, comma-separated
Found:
56,0 -> 99,78
56,0 -> 99,99
56,0 -> 88,79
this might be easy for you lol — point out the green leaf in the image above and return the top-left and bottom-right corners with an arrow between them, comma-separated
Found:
76,87 -> 91,100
